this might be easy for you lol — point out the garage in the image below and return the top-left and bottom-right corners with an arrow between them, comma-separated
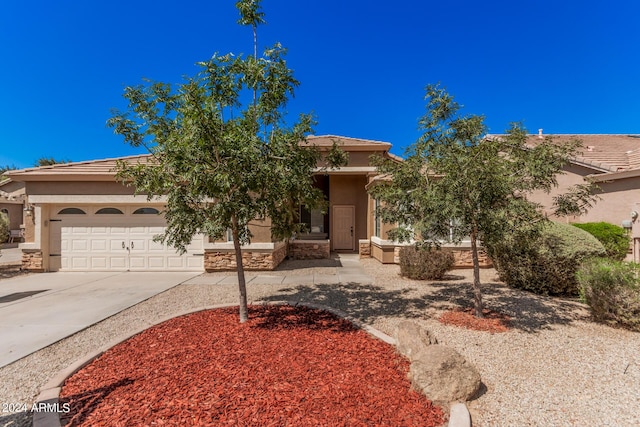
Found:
49,206 -> 204,272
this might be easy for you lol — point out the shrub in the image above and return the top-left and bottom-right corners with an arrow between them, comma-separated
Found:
0,211 -> 9,244
399,245 -> 455,280
577,258 -> 640,331
486,222 -> 606,296
572,222 -> 630,261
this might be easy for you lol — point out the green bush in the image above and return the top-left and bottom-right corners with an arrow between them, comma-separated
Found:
572,222 -> 630,261
399,245 -> 455,280
577,258 -> 640,331
486,222 -> 606,296
0,211 -> 9,244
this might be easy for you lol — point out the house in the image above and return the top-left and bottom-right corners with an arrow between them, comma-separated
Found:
515,133 -> 640,260
0,178 -> 26,242
7,135 -> 404,272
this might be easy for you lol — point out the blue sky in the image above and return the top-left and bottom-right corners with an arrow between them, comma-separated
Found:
1,0 -> 639,168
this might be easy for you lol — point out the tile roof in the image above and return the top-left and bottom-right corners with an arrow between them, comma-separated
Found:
6,135 -> 396,181
488,134 -> 640,173
6,155 -> 153,180
305,135 -> 392,150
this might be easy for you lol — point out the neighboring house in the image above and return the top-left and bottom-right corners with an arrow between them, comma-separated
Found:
7,136 -> 403,272
504,132 -> 640,261
0,178 -> 26,242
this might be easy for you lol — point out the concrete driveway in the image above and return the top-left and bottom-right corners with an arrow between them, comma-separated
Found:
0,271 -> 199,368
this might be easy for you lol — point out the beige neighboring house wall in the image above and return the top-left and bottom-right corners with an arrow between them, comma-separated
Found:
512,133 -> 640,261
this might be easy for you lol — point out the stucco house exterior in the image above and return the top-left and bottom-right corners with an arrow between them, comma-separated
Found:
0,178 -> 26,242
514,133 -> 640,260
7,135 -> 407,272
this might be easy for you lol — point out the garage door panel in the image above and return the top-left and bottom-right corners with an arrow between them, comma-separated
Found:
55,211 -> 203,272
71,257 -> 88,269
187,256 -> 203,268
167,257 -> 185,268
91,257 -> 108,269
71,239 -> 88,251
148,256 -> 166,268
91,240 -> 107,251
129,256 -> 146,269
109,256 -> 127,269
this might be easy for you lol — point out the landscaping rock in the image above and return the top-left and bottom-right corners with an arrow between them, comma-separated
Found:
395,321 -> 438,361
409,345 -> 481,403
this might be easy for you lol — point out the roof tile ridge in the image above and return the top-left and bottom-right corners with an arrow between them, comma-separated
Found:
308,134 -> 392,145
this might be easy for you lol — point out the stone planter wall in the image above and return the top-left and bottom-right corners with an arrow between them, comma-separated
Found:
373,239 -> 493,269
204,244 -> 287,272
451,247 -> 492,268
289,240 -> 330,260
22,250 -> 44,272
359,239 -> 371,258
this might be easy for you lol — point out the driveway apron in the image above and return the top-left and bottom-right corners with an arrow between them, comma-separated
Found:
0,271 -> 198,368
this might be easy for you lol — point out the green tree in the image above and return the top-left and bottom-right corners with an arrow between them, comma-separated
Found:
34,157 -> 71,167
0,165 -> 17,182
369,84 -> 596,317
108,0 -> 343,322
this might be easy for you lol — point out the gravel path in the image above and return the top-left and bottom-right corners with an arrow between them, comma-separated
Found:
1,258 -> 639,426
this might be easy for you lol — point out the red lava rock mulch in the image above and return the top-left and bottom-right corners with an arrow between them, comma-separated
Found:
60,305 -> 445,426
439,307 -> 511,333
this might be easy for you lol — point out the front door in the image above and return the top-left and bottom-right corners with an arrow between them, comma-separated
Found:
332,205 -> 354,250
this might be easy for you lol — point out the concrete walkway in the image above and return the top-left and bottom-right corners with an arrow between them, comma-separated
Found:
0,271 -> 198,368
0,245 -> 22,266
184,253 -> 373,285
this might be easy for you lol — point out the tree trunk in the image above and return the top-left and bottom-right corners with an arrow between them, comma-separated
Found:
232,216 -> 249,323
470,227 -> 484,318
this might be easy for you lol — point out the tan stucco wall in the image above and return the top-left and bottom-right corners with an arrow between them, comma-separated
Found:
26,181 -> 136,196
330,175 -> 368,249
0,203 -> 24,231
528,164 -> 640,227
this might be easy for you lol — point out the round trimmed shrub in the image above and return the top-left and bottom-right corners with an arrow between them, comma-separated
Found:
577,258 -> 640,331
399,246 -> 455,280
572,222 -> 630,261
486,222 -> 606,296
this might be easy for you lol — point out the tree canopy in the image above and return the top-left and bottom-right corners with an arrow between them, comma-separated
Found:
34,157 -> 71,166
108,0 -> 342,322
369,84 -> 596,317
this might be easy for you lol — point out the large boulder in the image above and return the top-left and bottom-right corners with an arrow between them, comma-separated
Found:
394,321 -> 438,361
409,345 -> 481,403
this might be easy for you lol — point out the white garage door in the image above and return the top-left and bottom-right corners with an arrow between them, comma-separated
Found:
49,206 -> 204,272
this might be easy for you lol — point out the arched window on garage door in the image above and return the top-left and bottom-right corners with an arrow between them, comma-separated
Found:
133,207 -> 160,214
57,208 -> 86,215
95,207 -> 124,214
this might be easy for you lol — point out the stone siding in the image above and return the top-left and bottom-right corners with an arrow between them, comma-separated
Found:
289,240 -> 330,260
22,250 -> 44,272
204,244 -> 287,272
359,239 -> 371,258
390,245 -> 492,268
451,247 -> 492,268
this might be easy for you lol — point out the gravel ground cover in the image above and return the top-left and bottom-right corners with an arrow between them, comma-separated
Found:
1,257 -> 639,426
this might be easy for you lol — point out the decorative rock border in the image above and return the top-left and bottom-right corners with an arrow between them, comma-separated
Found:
34,302 -> 470,427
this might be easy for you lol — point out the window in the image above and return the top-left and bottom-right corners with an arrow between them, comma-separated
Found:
57,208 -> 86,215
95,207 -> 124,214
299,206 -> 325,233
133,207 -> 160,215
